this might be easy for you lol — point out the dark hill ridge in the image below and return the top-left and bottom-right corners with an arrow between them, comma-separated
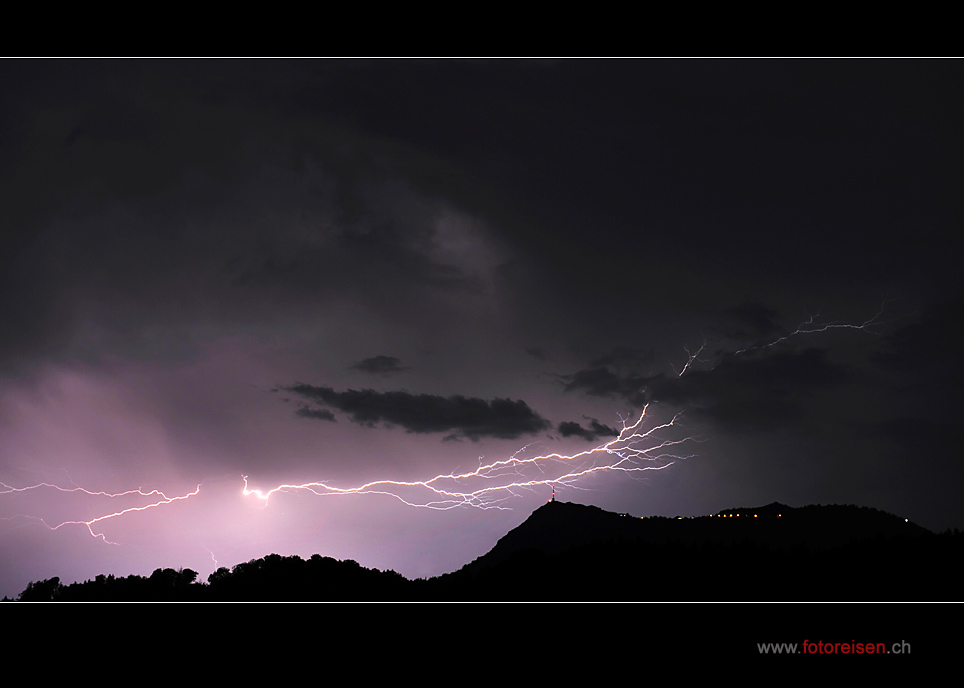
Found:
12,501 -> 961,601
434,501 -> 956,601
459,500 -> 928,572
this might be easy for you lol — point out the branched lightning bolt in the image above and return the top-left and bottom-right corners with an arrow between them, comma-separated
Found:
1,307 -> 883,548
734,305 -> 887,357
675,341 -> 708,377
672,306 -> 889,375
0,481 -> 201,545
243,404 -> 693,510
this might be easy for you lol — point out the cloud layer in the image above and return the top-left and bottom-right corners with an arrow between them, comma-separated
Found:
284,384 -> 550,440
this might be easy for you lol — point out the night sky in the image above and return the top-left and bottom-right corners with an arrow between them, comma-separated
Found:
2,59 -> 961,600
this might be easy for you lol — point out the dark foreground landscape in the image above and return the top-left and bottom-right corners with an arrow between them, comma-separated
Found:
11,501 -> 963,602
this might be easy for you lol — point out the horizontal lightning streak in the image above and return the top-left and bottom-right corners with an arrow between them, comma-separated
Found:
243,404 -> 694,511
673,307 -> 889,376
1,482 -> 201,545
734,307 -> 886,357
2,310 -> 880,549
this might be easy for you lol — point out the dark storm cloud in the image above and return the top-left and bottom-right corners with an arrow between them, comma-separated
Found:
4,60 -> 961,381
864,299 -> 963,451
295,406 -> 337,422
524,346 -> 550,362
563,347 -> 852,431
349,356 -> 408,377
588,346 -> 655,370
304,61 -> 954,313
645,348 -> 852,428
560,367 -> 652,406
872,299 -> 963,383
0,61 -> 506,377
722,302 -> 782,340
283,384 -> 550,440
557,418 -> 620,442
230,213 -> 487,301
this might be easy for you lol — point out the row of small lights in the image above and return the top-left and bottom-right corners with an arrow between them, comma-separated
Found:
622,513 -> 780,519
678,513 -> 778,519
622,513 -> 911,523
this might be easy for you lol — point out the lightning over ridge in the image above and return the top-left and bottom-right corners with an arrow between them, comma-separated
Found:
243,404 -> 693,511
1,310 -> 881,551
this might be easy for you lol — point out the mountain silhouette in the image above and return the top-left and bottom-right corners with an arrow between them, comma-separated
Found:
10,501 -> 960,601
432,501 -> 955,601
